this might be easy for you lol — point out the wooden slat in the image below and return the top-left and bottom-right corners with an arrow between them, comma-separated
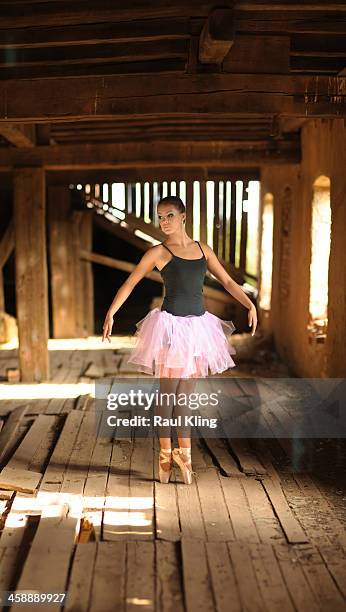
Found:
126,541 -> 155,612
181,538 -> 214,612
156,541 -> 184,611
11,503 -> 79,612
0,415 -> 56,493
206,541 -> 242,612
219,476 -> 260,542
261,477 -> 308,544
0,404 -> 28,465
65,542 -> 97,612
195,468 -> 235,541
89,542 -> 126,612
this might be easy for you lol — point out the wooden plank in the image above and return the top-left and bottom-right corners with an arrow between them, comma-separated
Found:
294,473 -> 346,546
82,418 -> 113,540
126,542 -> 155,612
176,479 -> 206,540
59,411 -> 101,505
156,540 -> 184,612
0,415 -> 56,492
318,543 -> 346,600
242,478 -> 286,543
65,542 -> 97,612
205,541 -> 242,612
39,410 -> 84,496
202,437 -> 245,477
261,477 -> 308,544
229,438 -> 267,476
103,437 -> 133,540
0,123 -> 35,148
219,476 -> 259,543
89,542 -> 126,612
250,542 -> 295,612
0,404 -> 28,465
127,435 -> 154,540
295,543 -> 346,612
274,543 -> 320,612
11,503 -> 79,612
181,538 -> 214,612
227,541 -> 266,612
195,468 -> 235,541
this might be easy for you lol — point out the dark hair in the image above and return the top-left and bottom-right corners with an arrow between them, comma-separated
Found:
157,195 -> 186,214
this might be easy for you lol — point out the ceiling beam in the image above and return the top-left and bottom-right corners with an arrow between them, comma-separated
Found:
0,18 -> 190,48
0,140 -> 300,170
0,73 -> 345,121
0,123 -> 35,147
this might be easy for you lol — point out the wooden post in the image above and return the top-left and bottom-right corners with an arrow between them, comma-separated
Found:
48,185 -> 77,338
13,167 -> 49,382
79,210 -> 94,336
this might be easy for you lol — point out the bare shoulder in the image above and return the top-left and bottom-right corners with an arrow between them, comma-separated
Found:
198,241 -> 215,260
141,243 -> 165,264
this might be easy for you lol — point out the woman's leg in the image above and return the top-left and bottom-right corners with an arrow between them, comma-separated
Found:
174,377 -> 198,447
170,377 -> 199,484
157,377 -> 179,449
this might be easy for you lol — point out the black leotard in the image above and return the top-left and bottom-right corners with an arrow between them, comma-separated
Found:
158,241 -> 207,317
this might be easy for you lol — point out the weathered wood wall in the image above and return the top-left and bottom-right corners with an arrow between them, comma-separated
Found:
260,118 -> 346,377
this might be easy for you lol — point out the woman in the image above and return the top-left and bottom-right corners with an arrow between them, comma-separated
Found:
102,195 -> 258,484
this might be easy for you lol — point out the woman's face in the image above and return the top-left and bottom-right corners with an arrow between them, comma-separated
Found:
157,205 -> 185,234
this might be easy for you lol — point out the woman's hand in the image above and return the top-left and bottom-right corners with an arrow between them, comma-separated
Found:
102,313 -> 114,343
248,304 -> 258,336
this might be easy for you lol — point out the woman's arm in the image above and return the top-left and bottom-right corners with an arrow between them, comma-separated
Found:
102,246 -> 158,342
201,242 -> 258,335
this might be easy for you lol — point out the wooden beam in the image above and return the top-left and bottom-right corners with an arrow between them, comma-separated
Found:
0,124 -> 35,147
13,167 -> 49,382
0,218 -> 14,268
48,185 -> 78,338
0,18 -> 190,48
199,8 -> 234,64
0,141 -> 300,170
223,35 -> 290,74
0,2 -> 210,28
0,74 -> 345,122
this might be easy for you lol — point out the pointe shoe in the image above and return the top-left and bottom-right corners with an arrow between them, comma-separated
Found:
159,448 -> 173,484
172,447 -> 196,485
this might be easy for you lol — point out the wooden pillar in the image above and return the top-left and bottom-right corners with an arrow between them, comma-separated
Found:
79,210 -> 94,336
14,167 -> 49,382
48,185 -> 77,338
72,210 -> 94,338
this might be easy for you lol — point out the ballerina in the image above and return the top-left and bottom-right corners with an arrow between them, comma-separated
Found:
102,195 -> 257,484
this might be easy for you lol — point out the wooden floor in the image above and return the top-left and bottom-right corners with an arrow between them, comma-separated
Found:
0,347 -> 345,612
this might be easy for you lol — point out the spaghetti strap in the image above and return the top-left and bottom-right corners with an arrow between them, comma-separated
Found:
196,241 -> 206,259
161,242 -> 174,255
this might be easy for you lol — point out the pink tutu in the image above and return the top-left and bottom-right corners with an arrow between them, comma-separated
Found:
125,307 -> 236,378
